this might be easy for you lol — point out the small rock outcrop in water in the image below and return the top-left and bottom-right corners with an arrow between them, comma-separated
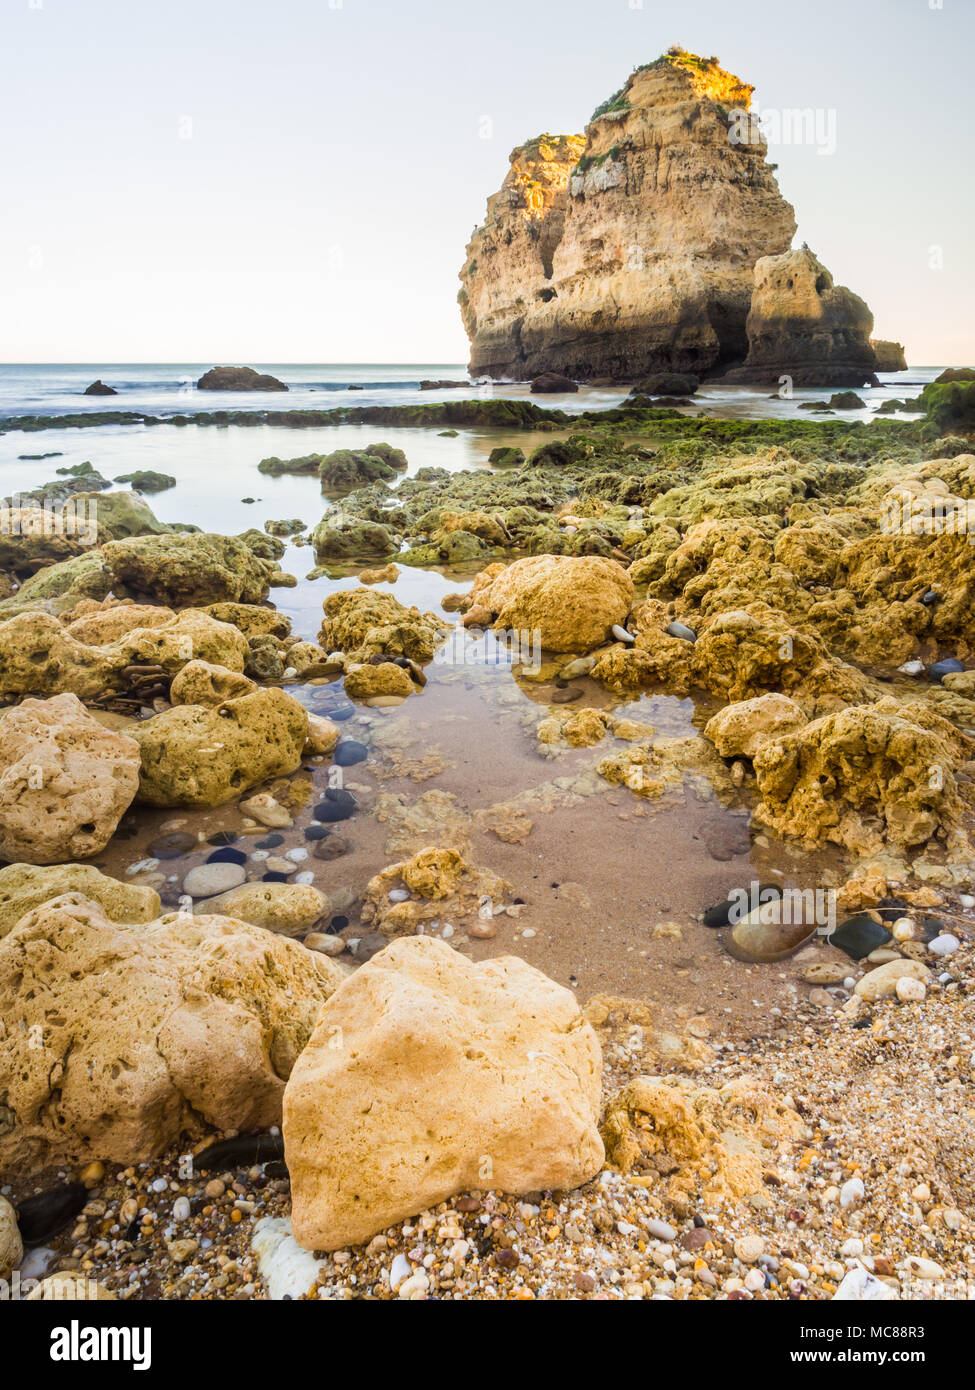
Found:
870,339 -> 908,372
459,50 -> 798,380
721,246 -> 880,387
197,365 -> 288,392
83,379 -> 117,395
283,936 -> 603,1250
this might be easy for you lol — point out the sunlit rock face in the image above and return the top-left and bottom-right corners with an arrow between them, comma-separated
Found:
458,50 -> 797,381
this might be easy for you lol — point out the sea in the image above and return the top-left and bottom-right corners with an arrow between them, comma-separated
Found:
0,361 -> 945,639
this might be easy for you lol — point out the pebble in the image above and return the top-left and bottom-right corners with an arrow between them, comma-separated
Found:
148,832 -> 197,859
895,976 -> 926,1002
314,836 -> 352,860
898,659 -> 925,675
207,831 -> 238,847
389,1253 -> 411,1291
666,621 -> 697,642
172,1197 -> 191,1222
255,834 -> 285,850
182,863 -> 247,897
929,933 -> 960,956
285,848 -> 308,863
645,1219 -> 677,1241
305,933 -> 346,957
733,1234 -> 764,1264
611,624 -> 635,644
930,658 -> 965,683
206,847 -> 247,866
388,889 -> 411,904
839,1178 -> 865,1208
333,740 -> 368,767
293,871 -> 315,886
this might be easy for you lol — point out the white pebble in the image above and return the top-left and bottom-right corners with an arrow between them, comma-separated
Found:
930,933 -> 960,956
388,889 -> 410,904
250,850 -> 270,862
286,848 -> 308,863
895,976 -> 926,1003
294,871 -> 315,886
389,1253 -> 411,1290
839,1177 -> 865,1208
172,1197 -> 191,1222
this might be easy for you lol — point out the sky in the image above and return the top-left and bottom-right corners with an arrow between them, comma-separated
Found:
1,0 -> 972,365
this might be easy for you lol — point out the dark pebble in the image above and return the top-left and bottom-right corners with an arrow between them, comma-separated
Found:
328,704 -> 356,722
351,932 -> 386,962
206,847 -> 247,866
921,589 -> 940,606
159,890 -> 183,908
313,836 -> 351,860
551,686 -> 583,704
333,739 -> 368,767
830,912 -> 892,959
255,833 -> 285,850
207,831 -> 238,847
148,831 -> 196,859
262,872 -> 291,882
930,658 -> 965,682
193,1133 -> 284,1173
329,915 -> 349,932
303,824 -> 331,841
680,1227 -> 716,1250
313,798 -> 355,823
15,1183 -> 88,1245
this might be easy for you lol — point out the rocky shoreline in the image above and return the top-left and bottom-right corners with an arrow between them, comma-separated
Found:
2,378 -> 975,1302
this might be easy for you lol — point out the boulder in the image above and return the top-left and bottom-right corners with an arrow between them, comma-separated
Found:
0,612 -> 121,700
468,554 -> 634,652
722,246 -> 879,388
0,694 -> 140,864
320,588 -> 443,664
197,366 -> 288,392
754,702 -> 973,853
83,379 -> 117,396
193,883 -> 329,936
0,894 -> 343,1169
132,688 -> 308,807
169,659 -> 256,706
704,693 -> 808,759
283,936 -> 604,1250
0,863 -> 160,939
100,533 -> 291,607
318,444 -> 408,495
629,372 -> 699,396
73,489 -> 171,542
310,519 -> 400,562
113,469 -> 177,493
344,662 -> 415,701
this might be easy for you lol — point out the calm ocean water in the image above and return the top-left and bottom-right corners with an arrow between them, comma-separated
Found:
0,361 -> 946,640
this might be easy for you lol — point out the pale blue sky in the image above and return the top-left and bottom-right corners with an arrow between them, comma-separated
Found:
2,0 -> 972,364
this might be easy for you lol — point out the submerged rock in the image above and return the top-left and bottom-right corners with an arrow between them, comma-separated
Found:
194,882 -> 329,936
100,532 -> 292,607
283,936 -> 603,1251
0,894 -> 343,1169
319,587 -> 444,664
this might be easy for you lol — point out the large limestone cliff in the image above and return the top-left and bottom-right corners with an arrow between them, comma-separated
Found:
459,50 -> 798,380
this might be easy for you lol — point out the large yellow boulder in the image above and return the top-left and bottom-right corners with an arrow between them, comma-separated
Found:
132,688 -> 308,807
0,694 -> 140,864
704,692 -> 808,759
468,555 -> 634,652
0,893 -> 344,1170
283,936 -> 604,1250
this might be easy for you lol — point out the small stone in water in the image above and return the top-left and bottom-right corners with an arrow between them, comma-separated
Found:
149,831 -> 196,859
333,740 -> 368,766
206,847 -> 247,866
255,834 -> 285,850
929,657 -> 965,682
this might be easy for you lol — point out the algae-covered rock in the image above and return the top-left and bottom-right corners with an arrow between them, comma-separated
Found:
201,603 -> 292,640
310,518 -> 401,561
0,694 -> 141,864
74,489 -> 171,541
318,443 -> 408,495
0,551 -> 113,615
0,611 -> 123,699
132,687 -> 308,807
320,587 -> 444,664
113,470 -> 177,493
100,532 -> 291,607
0,862 -> 160,939
197,365 -> 288,391
468,554 -> 634,652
